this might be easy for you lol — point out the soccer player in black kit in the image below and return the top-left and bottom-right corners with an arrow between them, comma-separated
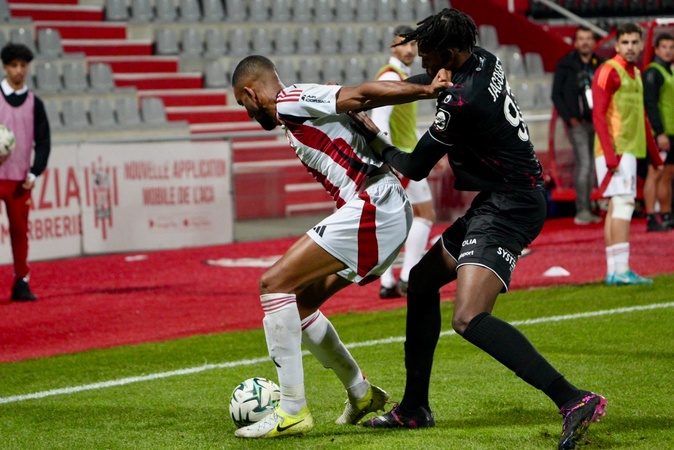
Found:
350,9 -> 606,449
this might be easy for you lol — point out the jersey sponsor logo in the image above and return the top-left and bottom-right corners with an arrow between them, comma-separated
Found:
301,94 -> 329,104
458,250 -> 474,259
434,110 -> 450,131
462,238 -> 477,246
496,246 -> 517,273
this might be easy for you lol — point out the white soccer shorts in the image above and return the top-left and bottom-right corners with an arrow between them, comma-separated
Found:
595,153 -> 637,198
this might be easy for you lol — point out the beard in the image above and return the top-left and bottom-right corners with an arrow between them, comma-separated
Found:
254,111 -> 278,131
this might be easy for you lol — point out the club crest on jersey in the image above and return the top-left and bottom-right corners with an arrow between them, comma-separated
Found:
434,110 -> 450,131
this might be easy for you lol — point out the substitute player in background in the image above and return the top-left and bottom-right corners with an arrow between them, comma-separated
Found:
350,9 -> 606,450
230,55 -> 450,439
371,25 -> 437,299
592,23 -> 663,286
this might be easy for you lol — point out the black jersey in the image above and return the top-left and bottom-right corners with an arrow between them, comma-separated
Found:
385,47 -> 544,192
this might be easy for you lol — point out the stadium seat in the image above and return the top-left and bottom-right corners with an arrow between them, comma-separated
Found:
512,82 -> 535,110
360,26 -> 380,54
506,49 -> 527,79
296,27 -> 316,55
343,57 -> 365,85
251,28 -> 273,54
204,28 -> 227,57
62,62 -> 88,93
156,28 -> 180,55
270,0 -> 291,22
89,98 -> 117,129
10,28 -> 36,54
0,0 -> 9,21
314,0 -> 332,22
355,0 -> 376,22
339,27 -> 359,55
34,62 -> 61,93
273,28 -> 294,55
433,0 -> 451,12
0,30 -> 5,49
365,55 -> 387,81
104,0 -> 128,21
130,0 -> 153,22
248,0 -> 269,22
298,59 -> 319,83
43,100 -> 63,131
202,0 -> 225,22
227,28 -> 250,56
225,0 -> 247,21
37,28 -> 63,58
416,98 -> 436,118
292,0 -> 312,22
274,58 -> 296,82
89,62 -> 115,92
321,58 -> 342,83
204,59 -> 229,88
141,97 -> 167,125
415,0 -> 432,19
61,99 -> 89,129
334,0 -> 353,22
396,0 -> 414,21
478,24 -> 499,50
181,28 -> 203,56
115,97 -> 142,127
524,52 -> 545,77
179,0 -> 202,22
375,0 -> 395,22
318,27 -> 338,55
155,0 -> 177,22
535,80 -> 553,109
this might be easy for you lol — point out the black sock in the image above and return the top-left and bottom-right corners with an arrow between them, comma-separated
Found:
463,312 -> 580,408
400,289 -> 441,411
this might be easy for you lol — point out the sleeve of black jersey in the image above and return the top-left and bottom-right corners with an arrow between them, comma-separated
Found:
427,90 -> 465,146
31,97 -> 51,177
643,68 -> 665,136
381,132 -> 447,181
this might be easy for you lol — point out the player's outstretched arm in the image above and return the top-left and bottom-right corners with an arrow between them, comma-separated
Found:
335,69 -> 452,114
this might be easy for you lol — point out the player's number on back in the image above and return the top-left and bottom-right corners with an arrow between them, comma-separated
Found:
503,91 -> 529,142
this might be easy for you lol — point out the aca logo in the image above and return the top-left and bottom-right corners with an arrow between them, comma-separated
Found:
84,157 -> 119,240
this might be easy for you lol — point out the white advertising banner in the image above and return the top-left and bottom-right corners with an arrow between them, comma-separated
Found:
0,144 -> 82,265
79,141 -> 233,254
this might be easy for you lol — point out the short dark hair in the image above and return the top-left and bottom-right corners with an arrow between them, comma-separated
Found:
615,22 -> 643,40
1,43 -> 34,65
395,8 -> 477,53
655,32 -> 674,48
231,55 -> 276,87
574,25 -> 596,41
393,25 -> 414,38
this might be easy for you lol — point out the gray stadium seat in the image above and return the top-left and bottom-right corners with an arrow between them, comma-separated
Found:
365,55 -> 387,81
89,98 -> 117,129
355,0 -> 375,22
115,97 -> 142,127
360,26 -> 380,54
433,0 -> 451,13
335,0 -> 353,22
321,58 -> 342,83
318,27 -> 338,54
535,80 -> 553,109
478,24 -> 499,50
296,27 -> 316,55
314,0 -> 332,22
202,0 -> 225,22
34,62 -> 61,93
61,99 -> 89,129
181,28 -> 203,56
227,28 -> 250,57
0,0 -> 10,21
141,97 -> 167,125
298,59 -> 319,83
415,0 -> 432,19
89,62 -> 115,92
204,60 -> 228,88
37,28 -> 63,58
524,52 -> 545,77
512,82 -> 535,110
248,0 -> 269,23
273,28 -> 294,55
225,0 -> 247,21
251,28 -> 273,54
62,62 -> 88,92
156,28 -> 180,55
204,29 -> 226,58
343,57 -> 364,85
274,58 -> 296,82
396,0 -> 414,21
105,0 -> 128,21
179,0 -> 201,22
293,0 -> 312,22
0,30 -> 5,49
339,27 -> 359,55
43,100 -> 63,131
155,0 -> 177,22
375,0 -> 395,22
130,0 -> 153,22
270,0 -> 291,22
504,45 -> 526,78
10,28 -> 36,54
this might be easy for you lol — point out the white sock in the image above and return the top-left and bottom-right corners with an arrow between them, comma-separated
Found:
301,310 -> 366,394
612,242 -> 630,274
261,293 -> 306,415
380,264 -> 396,289
400,217 -> 432,281
605,246 -> 615,275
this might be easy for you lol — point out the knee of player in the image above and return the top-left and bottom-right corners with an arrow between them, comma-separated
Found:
451,314 -> 470,336
610,195 -> 635,221
259,272 -> 281,294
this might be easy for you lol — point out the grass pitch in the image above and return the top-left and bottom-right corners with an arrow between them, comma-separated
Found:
1,275 -> 673,449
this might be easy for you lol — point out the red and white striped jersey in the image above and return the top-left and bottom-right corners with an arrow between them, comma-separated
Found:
276,83 -> 386,208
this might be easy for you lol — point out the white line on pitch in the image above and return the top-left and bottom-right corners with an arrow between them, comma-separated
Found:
1,301 -> 673,405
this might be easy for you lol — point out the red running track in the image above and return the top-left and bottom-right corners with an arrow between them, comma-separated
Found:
1,217 -> 672,363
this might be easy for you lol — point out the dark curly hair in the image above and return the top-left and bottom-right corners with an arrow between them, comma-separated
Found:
394,8 -> 477,53
1,43 -> 34,65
